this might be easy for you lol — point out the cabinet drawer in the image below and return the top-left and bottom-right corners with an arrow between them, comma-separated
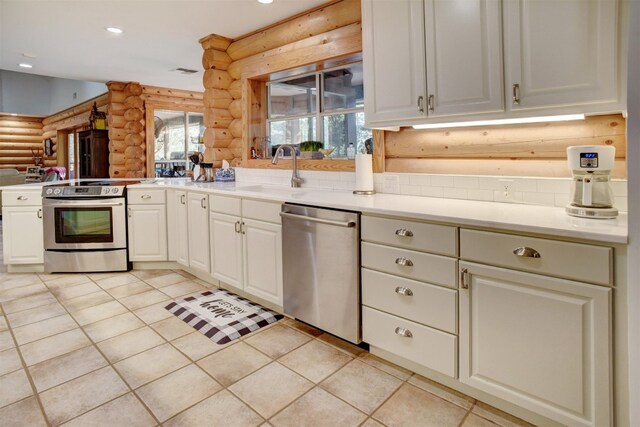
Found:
2,190 -> 42,207
209,194 -> 241,216
460,229 -> 612,286
363,306 -> 457,378
242,199 -> 281,224
362,215 -> 457,256
362,268 -> 457,334
127,189 -> 166,205
362,242 -> 457,288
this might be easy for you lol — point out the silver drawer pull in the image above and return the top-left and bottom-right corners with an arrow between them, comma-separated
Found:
513,247 -> 541,258
394,286 -> 413,296
395,257 -> 413,267
17,196 -> 28,200
141,194 -> 152,199
395,228 -> 414,237
395,327 -> 413,338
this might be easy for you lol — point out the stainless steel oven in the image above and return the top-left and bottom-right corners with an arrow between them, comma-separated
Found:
42,181 -> 137,272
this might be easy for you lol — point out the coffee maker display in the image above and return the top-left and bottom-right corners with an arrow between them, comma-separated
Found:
566,145 -> 618,219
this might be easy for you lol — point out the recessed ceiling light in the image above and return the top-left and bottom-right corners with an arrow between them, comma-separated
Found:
18,63 -> 33,68
105,27 -> 124,34
257,0 -> 273,4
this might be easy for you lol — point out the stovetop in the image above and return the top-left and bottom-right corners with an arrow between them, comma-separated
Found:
42,180 -> 141,198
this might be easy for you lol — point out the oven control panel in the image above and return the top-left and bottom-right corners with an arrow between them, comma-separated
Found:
42,186 -> 125,198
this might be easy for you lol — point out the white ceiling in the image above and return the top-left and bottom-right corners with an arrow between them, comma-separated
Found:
0,0 -> 329,92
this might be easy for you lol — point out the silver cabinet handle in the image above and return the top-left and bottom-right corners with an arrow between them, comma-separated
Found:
417,96 -> 424,113
395,257 -> 413,267
234,221 -> 240,233
513,247 -> 541,258
395,327 -> 413,338
201,198 -> 207,209
17,196 -> 28,200
37,208 -> 42,219
395,228 -> 413,237
141,194 -> 152,199
180,194 -> 186,204
240,222 -> 246,235
427,94 -> 434,112
460,268 -> 469,289
127,207 -> 132,218
512,83 -> 520,105
395,286 -> 413,296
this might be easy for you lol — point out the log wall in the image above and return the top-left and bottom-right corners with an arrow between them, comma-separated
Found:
199,0 -> 362,168
384,114 -> 627,178
0,115 -> 47,171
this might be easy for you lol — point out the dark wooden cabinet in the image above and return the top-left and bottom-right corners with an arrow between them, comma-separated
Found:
78,130 -> 109,178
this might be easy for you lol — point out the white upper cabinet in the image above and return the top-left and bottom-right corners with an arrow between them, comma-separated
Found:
504,0 -> 621,113
362,0 -> 427,126
424,0 -> 503,117
362,0 -> 624,126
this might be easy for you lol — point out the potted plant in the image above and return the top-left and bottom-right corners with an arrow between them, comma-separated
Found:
299,141 -> 324,159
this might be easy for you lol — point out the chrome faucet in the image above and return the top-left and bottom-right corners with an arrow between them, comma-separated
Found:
272,144 -> 304,188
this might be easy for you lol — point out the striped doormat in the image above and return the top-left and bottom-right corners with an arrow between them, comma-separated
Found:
165,289 -> 283,344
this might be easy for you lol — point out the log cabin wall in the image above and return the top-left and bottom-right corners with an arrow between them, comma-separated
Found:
384,114 -> 627,178
0,115 -> 46,171
106,82 -> 204,178
41,93 -> 109,170
199,0 -> 362,169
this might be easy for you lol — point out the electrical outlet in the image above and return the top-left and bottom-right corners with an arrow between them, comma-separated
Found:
499,179 -> 515,200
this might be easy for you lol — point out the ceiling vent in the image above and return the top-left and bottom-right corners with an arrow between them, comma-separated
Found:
174,67 -> 198,74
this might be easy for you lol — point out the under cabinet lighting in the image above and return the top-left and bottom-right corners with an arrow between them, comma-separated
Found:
412,114 -> 585,129
18,63 -> 33,68
105,27 -> 124,34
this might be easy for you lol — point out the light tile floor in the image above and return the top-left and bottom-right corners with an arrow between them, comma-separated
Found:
0,232 -> 533,427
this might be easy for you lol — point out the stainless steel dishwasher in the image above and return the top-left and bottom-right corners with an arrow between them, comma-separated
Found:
280,204 -> 361,344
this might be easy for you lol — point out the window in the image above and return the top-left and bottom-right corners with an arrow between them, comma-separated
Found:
266,63 -> 371,158
153,110 -> 204,177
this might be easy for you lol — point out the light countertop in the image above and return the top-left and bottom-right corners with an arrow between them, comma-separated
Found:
2,178 -> 628,244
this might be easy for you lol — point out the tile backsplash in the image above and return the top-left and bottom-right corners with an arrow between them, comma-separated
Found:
234,168 -> 628,212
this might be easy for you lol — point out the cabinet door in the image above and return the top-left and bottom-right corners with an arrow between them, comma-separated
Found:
242,219 -> 283,306
187,192 -> 210,272
2,206 -> 43,264
210,212 -> 243,289
175,191 -> 189,266
504,0 -> 619,112
459,262 -> 612,427
362,0 -> 427,126
127,205 -> 167,261
424,0 -> 503,116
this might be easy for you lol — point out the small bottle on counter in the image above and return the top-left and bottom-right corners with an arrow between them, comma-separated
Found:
347,142 -> 356,160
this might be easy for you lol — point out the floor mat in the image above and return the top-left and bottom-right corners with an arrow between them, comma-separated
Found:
165,289 -> 283,344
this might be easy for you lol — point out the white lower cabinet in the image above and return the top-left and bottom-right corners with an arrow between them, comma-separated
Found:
2,205 -> 44,264
242,218 -> 282,305
127,205 -> 167,261
209,195 -> 283,306
175,191 -> 189,266
127,189 -> 167,262
187,192 -> 210,272
459,261 -> 612,427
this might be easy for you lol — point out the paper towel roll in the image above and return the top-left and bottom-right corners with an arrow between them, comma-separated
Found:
355,153 -> 374,193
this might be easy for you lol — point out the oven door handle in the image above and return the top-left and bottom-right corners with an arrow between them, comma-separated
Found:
43,199 -> 125,207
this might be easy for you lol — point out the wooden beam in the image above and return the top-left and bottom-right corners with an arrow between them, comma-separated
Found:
142,85 -> 204,100
226,0 -> 360,61
199,33 -> 233,51
228,23 -> 363,79
42,93 -> 108,125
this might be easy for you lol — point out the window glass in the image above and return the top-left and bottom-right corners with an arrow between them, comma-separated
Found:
269,117 -> 317,149
268,75 -> 317,118
323,112 -> 372,157
323,63 -> 364,112
154,110 -> 203,177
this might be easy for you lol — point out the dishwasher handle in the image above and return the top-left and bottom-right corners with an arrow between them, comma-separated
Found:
280,211 -> 356,228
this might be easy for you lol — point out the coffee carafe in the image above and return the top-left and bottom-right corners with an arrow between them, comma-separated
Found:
566,145 -> 617,219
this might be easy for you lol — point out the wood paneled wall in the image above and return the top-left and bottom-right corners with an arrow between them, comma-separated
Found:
384,114 -> 627,178
0,115 -> 46,171
199,0 -> 362,169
